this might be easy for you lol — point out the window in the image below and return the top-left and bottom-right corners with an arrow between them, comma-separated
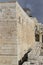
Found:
42,35 -> 43,43
35,34 -> 39,42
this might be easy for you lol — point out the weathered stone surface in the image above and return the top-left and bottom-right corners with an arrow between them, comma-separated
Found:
23,62 -> 30,65
0,44 -> 17,55
0,2 -> 17,65
16,2 -> 35,60
0,56 -> 17,65
0,1 -> 43,65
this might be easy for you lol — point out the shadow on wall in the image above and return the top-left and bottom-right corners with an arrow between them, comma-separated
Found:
18,48 -> 32,65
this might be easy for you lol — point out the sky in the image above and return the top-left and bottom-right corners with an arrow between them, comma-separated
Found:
0,0 -> 43,23
0,0 -> 16,2
17,0 -> 43,23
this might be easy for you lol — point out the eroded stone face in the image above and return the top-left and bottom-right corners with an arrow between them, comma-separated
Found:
0,56 -> 17,65
0,2 -> 17,65
0,2 -> 42,65
0,3 -> 16,19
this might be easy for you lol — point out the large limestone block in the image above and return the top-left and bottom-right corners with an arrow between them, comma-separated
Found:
0,21 -> 17,55
0,21 -> 17,44
0,56 -> 17,65
0,3 -> 16,19
0,2 -> 17,65
0,44 -> 17,56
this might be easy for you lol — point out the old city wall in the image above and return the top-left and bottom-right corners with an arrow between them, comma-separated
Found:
16,2 -> 35,60
0,3 -> 18,65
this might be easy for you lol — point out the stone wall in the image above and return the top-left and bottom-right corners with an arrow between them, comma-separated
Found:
0,2 -> 18,65
16,2 -> 35,60
0,2 -> 39,65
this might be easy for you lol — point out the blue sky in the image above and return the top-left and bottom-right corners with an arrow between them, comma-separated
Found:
0,0 -> 43,23
0,0 -> 15,2
0,0 -> 9,2
17,0 -> 43,23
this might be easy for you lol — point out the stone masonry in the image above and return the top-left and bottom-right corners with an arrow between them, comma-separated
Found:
16,2 -> 43,65
0,1 -> 43,65
0,1 -> 35,65
0,2 -> 17,65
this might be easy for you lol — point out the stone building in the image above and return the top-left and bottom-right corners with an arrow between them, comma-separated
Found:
0,1 -> 43,65
17,2 -> 43,65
